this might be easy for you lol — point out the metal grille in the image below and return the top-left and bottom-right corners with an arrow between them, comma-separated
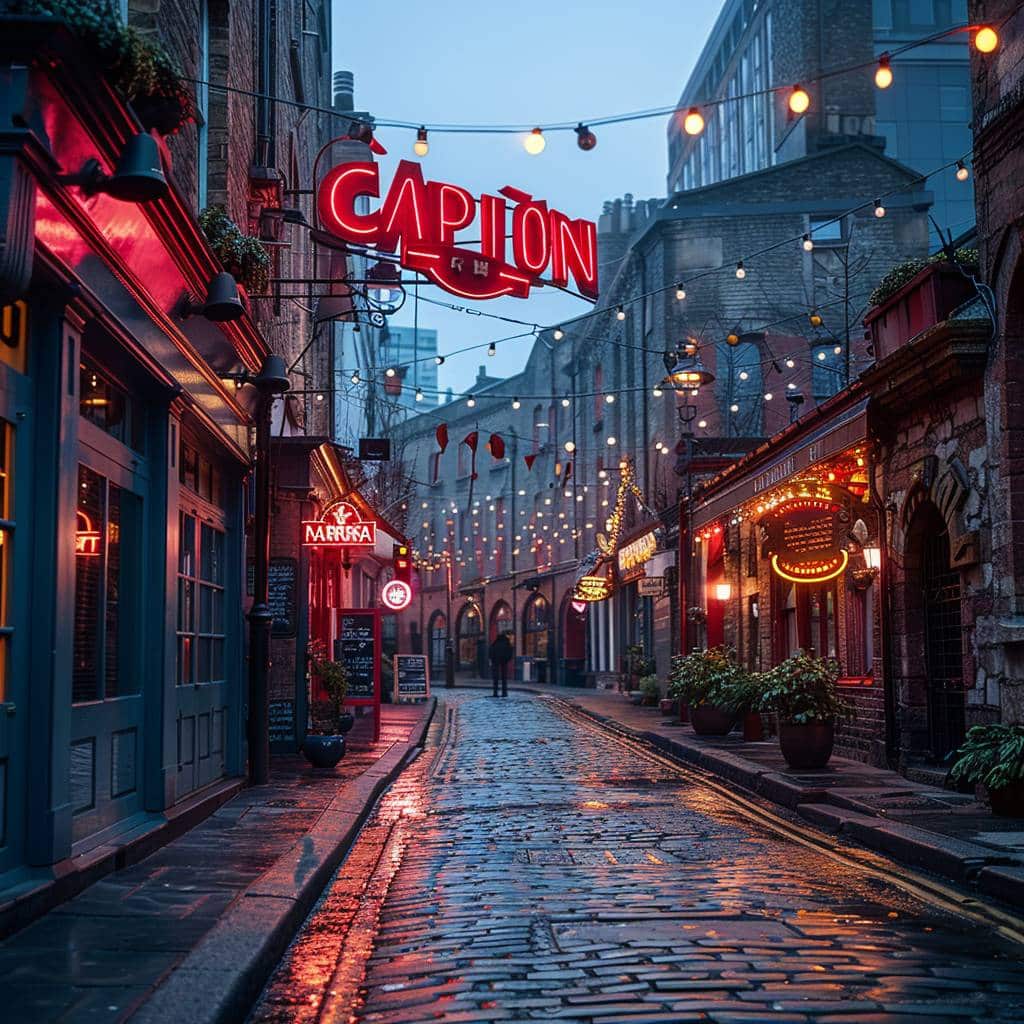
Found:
922,528 -> 965,762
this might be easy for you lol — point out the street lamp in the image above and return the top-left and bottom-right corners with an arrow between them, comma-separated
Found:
664,352 -> 715,393
244,354 -> 290,785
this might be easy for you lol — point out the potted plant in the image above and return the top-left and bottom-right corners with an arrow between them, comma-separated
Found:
758,651 -> 853,769
949,724 -> 1024,817
198,205 -> 272,295
639,674 -> 661,707
667,647 -> 742,736
722,672 -> 765,742
302,640 -> 353,770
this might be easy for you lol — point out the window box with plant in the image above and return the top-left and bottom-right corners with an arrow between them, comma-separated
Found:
758,651 -> 854,769
668,647 -> 747,736
303,639 -> 353,770
198,205 -> 271,296
949,725 -> 1024,817
16,0 -> 194,134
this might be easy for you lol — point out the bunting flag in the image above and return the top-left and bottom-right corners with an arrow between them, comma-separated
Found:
524,453 -> 537,471
488,433 -> 505,460
462,431 -> 479,451
435,423 -> 449,453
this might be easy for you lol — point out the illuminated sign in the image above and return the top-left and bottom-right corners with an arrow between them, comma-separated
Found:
302,500 -> 377,547
763,494 -> 850,584
317,161 -> 598,301
573,575 -> 612,602
618,531 -> 658,575
76,510 -> 100,557
381,579 -> 413,611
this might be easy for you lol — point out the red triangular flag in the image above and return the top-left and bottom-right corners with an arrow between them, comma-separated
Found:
562,460 -> 574,489
462,431 -> 479,451
524,454 -> 537,471
435,423 -> 449,453
488,433 -> 505,460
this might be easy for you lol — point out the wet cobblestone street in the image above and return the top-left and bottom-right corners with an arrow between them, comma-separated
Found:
253,693 -> 1024,1023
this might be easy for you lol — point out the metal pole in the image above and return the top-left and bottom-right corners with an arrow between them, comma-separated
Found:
247,393 -> 273,785
445,553 -> 455,687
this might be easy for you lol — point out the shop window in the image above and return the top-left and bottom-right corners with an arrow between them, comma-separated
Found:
522,593 -> 550,659
0,300 -> 28,375
180,437 -> 223,504
80,358 -> 145,452
778,579 -> 839,664
177,514 -> 226,685
490,600 -> 513,642
0,423 -> 12,701
456,603 -> 481,668
73,465 -> 142,702
781,584 -> 798,659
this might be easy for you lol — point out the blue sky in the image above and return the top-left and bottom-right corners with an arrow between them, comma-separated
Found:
332,0 -> 721,398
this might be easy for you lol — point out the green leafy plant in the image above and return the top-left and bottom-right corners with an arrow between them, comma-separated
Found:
868,248 -> 979,308
639,674 -> 661,705
308,639 -> 349,733
16,0 -> 193,133
199,205 -> 271,294
758,651 -> 854,725
668,647 -> 748,709
949,725 -> 1024,792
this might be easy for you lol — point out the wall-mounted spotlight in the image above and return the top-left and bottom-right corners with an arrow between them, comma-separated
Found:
59,132 -> 168,202
178,271 -> 245,322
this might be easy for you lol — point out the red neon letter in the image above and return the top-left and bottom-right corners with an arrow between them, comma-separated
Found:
550,211 -> 598,299
317,162 -> 381,243
378,160 -> 429,253
480,194 -> 507,261
428,181 -> 475,245
511,198 -> 550,276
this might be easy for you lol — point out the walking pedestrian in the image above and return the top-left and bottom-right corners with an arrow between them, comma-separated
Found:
489,630 -> 514,697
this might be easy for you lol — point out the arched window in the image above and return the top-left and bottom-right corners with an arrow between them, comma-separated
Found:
456,602 -> 482,669
522,593 -> 551,659
428,610 -> 447,673
490,600 -> 513,642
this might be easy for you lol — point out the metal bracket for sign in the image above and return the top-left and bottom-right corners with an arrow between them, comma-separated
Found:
338,607 -> 381,743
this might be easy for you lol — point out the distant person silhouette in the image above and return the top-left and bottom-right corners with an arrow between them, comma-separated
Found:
489,631 -> 514,697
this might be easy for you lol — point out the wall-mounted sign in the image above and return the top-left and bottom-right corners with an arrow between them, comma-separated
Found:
359,437 -> 391,461
381,578 -> 413,611
763,492 -> 850,584
638,576 -> 666,598
573,575 -> 612,602
317,160 -> 598,301
302,500 -> 377,547
618,531 -> 658,577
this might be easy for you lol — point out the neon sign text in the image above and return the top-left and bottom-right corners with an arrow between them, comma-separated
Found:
302,501 -> 377,547
317,161 -> 599,301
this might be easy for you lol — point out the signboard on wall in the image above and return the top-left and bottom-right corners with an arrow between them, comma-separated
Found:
638,576 -> 666,598
618,531 -> 658,581
335,612 -> 378,701
303,500 -> 377,547
268,699 -> 295,746
393,654 -> 429,702
573,574 -> 611,602
763,489 -> 850,584
267,559 -> 297,636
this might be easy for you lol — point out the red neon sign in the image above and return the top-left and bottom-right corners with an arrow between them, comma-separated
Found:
317,161 -> 599,301
76,510 -> 100,557
381,579 -> 413,611
302,500 -> 377,547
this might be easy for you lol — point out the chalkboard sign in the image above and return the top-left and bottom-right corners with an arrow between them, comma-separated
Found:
393,654 -> 429,702
268,559 -> 297,637
269,699 -> 295,745
335,613 -> 377,701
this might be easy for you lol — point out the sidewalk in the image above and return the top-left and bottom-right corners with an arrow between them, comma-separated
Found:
1,700 -> 435,1024
458,677 -> 1024,911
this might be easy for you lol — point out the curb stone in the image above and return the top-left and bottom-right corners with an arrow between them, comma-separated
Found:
128,697 -> 436,1024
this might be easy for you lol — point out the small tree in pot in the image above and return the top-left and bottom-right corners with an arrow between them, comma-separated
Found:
303,640 -> 353,769
668,647 -> 744,736
758,651 -> 853,769
949,725 -> 1024,817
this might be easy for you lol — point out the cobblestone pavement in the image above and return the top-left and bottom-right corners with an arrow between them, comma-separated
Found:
252,693 -> 1024,1023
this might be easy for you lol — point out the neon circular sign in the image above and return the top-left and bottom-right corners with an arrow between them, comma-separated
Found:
381,579 -> 413,611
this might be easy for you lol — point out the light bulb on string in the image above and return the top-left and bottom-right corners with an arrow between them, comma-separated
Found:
561,396 -> 570,408
739,370 -> 749,381
974,26 -> 999,53
730,403 -> 739,413
435,355 -> 444,365
385,367 -> 396,378
413,126 -> 429,156
575,123 -> 597,150
415,388 -> 424,402
350,371 -> 360,384
564,441 -> 576,453
487,342 -> 496,356
553,326 -> 564,341
802,233 -> 814,252
874,53 -> 893,89
605,394 -> 615,404
652,386 -> 664,397
817,350 -> 827,360
606,436 -> 617,446
735,260 -> 746,279
788,84 -> 810,115
616,305 -> 626,321
785,357 -> 795,368
524,127 -> 546,155
956,160 -> 970,182
315,392 -> 324,402
764,392 -> 773,401
467,396 -> 476,407
683,107 -> 705,136
698,419 -> 707,428
874,198 -> 886,218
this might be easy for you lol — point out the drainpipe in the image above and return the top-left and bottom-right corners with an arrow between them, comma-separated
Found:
256,0 -> 274,167
868,443 -> 899,768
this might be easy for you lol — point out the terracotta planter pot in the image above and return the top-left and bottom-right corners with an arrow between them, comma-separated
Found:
988,781 -> 1024,817
778,720 -> 834,770
742,712 -> 764,742
689,704 -> 737,736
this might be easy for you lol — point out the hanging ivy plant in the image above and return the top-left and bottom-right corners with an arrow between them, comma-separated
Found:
868,248 -> 979,309
198,205 -> 271,295
15,0 -> 194,134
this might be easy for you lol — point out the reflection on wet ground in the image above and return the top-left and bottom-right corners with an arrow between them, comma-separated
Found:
253,692 -> 1024,1023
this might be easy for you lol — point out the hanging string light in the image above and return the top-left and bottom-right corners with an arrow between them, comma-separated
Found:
974,25 -> 999,53
487,342 -> 497,356
802,233 -> 814,252
956,160 -> 970,182
524,127 -> 546,154
385,367 -> 397,377
874,198 -> 886,218
575,123 -> 597,150
415,388 -> 424,402
467,396 -> 476,407
675,284 -> 686,300
413,126 -> 429,156
652,386 -> 664,397
511,397 -> 521,409
788,84 -> 810,115
616,305 -> 626,321
561,395 -> 571,408
350,371 -> 360,384
553,326 -> 565,341
735,260 -> 746,279
683,107 -> 705,136
874,53 -> 893,89
435,354 -> 445,365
